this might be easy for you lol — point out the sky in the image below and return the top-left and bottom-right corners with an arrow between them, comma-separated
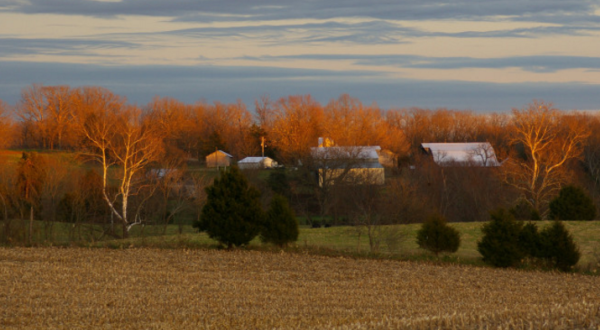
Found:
1,0 -> 600,112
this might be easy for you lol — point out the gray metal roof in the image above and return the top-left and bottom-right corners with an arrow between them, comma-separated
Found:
238,157 -> 273,163
310,146 -> 381,160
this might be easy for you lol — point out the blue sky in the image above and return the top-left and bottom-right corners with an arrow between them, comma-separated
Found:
1,0 -> 599,112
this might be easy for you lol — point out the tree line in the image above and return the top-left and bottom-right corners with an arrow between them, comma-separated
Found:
1,84 -> 599,245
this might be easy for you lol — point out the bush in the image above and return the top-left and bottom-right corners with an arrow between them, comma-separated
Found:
260,195 -> 299,247
267,170 -> 291,198
509,199 -> 541,221
416,214 -> 460,256
194,166 -> 263,248
549,185 -> 596,221
518,222 -> 543,259
539,221 -> 581,272
477,209 -> 524,268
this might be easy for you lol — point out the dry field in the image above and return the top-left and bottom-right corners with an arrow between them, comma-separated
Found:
1,248 -> 600,329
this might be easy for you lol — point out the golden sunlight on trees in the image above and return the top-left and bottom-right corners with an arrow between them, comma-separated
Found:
0,100 -> 15,149
6,83 -> 600,231
267,95 -> 324,164
17,84 -> 76,150
502,101 -> 591,216
144,96 -> 193,156
77,93 -> 165,237
323,94 -> 384,146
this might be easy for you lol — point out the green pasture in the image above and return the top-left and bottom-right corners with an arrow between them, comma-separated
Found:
4,219 -> 599,271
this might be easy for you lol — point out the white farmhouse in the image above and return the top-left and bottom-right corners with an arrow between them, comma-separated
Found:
311,139 -> 385,187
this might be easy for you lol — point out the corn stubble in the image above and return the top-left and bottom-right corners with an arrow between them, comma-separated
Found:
1,248 -> 599,329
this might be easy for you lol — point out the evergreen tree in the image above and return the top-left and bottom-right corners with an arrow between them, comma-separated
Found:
549,185 -> 596,220
260,194 -> 299,247
194,166 -> 263,248
267,169 -> 291,198
478,208 -> 524,268
416,214 -> 460,256
539,221 -> 581,272
518,222 -> 543,259
509,199 -> 541,221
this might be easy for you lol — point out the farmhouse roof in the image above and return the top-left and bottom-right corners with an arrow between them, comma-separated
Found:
238,157 -> 273,163
310,146 -> 381,160
421,142 -> 500,167
208,150 -> 233,158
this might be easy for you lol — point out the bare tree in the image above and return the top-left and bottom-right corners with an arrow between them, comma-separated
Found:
0,100 -> 16,149
582,115 -> 600,210
0,160 -> 18,243
40,155 -> 71,240
16,84 -> 75,149
79,102 -> 165,237
502,101 -> 590,216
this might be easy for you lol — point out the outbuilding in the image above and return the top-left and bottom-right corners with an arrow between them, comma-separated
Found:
206,150 -> 233,168
237,157 -> 277,169
310,143 -> 385,187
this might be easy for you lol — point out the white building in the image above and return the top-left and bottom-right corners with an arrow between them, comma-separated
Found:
206,150 -> 233,168
311,141 -> 385,187
237,157 -> 277,169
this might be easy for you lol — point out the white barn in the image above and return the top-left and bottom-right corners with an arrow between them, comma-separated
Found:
237,157 -> 277,169
421,142 -> 501,167
310,144 -> 385,187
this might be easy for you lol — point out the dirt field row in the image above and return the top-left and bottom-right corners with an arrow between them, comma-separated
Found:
1,247 -> 600,329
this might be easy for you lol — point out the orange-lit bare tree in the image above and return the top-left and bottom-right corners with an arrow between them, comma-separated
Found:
267,95 -> 324,164
0,100 -> 15,149
503,101 -> 590,216
78,94 -> 165,237
16,84 -> 75,149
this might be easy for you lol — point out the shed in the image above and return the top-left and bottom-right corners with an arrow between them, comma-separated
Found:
206,150 -> 233,168
238,157 -> 277,169
421,142 -> 500,167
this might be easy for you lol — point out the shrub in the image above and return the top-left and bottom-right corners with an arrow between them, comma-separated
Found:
539,221 -> 581,272
194,166 -> 263,248
260,195 -> 299,247
549,185 -> 596,221
509,199 -> 541,221
518,222 -> 543,259
477,208 -> 524,268
416,214 -> 460,256
267,170 -> 291,198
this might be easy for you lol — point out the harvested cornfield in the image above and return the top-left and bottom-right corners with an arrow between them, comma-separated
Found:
1,248 -> 599,329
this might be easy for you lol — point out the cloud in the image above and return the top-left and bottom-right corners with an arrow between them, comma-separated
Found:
240,54 -> 600,73
0,37 -> 141,57
0,60 -> 598,112
149,21 -> 600,47
2,0 -> 598,25
161,21 -> 415,45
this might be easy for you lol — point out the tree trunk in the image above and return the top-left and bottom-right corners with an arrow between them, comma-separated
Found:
29,205 -> 34,245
